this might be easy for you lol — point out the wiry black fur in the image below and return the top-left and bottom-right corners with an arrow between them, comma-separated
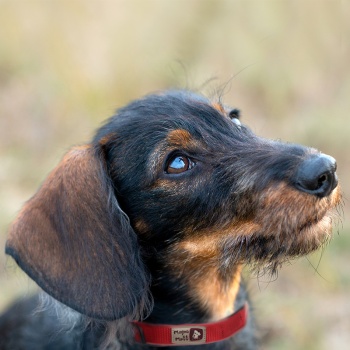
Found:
0,90 -> 340,349
97,91 -> 307,242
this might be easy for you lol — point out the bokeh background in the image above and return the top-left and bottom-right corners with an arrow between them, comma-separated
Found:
0,1 -> 349,349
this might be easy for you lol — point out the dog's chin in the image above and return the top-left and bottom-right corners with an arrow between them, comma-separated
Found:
239,212 -> 336,276
294,213 -> 333,254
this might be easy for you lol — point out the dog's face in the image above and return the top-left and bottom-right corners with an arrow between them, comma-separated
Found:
6,90 -> 341,321
98,91 -> 340,260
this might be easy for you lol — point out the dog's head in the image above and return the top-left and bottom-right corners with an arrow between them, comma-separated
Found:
6,90 -> 341,321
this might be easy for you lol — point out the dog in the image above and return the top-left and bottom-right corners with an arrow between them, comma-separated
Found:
0,90 -> 341,349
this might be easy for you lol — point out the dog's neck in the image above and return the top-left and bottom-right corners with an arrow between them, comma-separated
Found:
193,265 -> 242,321
146,262 -> 243,324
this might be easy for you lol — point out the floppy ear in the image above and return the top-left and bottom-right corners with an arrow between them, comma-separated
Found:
6,145 -> 150,321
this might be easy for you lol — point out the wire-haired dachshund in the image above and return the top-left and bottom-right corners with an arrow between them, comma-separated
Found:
0,90 -> 341,349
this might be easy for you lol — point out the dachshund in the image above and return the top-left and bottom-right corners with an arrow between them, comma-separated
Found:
0,90 -> 341,349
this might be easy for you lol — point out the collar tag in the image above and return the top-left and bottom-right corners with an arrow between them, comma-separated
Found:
171,326 -> 206,345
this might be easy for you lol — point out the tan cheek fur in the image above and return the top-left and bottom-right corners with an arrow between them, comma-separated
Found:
255,182 -> 341,241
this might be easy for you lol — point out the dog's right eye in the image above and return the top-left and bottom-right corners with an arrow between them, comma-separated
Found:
165,155 -> 195,174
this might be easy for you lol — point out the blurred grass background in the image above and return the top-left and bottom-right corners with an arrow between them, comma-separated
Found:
0,1 -> 349,349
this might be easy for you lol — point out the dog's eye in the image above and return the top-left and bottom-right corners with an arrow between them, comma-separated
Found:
166,155 -> 195,174
229,108 -> 241,128
232,118 -> 241,127
229,108 -> 240,119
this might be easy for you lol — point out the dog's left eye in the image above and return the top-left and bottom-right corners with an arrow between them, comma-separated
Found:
166,155 -> 195,174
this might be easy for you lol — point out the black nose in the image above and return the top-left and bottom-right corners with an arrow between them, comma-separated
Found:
295,154 -> 338,198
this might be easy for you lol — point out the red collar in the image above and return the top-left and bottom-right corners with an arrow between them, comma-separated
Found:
132,303 -> 248,346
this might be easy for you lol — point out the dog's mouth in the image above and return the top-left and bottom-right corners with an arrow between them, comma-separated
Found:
214,183 -> 342,272
241,184 -> 342,266
298,210 -> 332,235
295,209 -> 335,249
166,183 -> 342,279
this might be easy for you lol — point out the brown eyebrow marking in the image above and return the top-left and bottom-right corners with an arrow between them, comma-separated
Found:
166,129 -> 192,147
212,102 -> 226,114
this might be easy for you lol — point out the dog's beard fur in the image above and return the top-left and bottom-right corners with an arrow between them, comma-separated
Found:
220,210 -> 342,278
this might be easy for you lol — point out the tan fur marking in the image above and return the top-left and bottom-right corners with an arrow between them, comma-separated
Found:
212,102 -> 225,114
168,236 -> 243,320
166,129 -> 192,147
169,234 -> 244,320
133,219 -> 149,234
256,182 -> 341,242
190,265 -> 242,321
178,222 -> 261,252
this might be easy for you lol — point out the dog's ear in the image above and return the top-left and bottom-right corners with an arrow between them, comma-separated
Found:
6,145 -> 150,321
